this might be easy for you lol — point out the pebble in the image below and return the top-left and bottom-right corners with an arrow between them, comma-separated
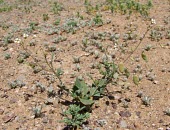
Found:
2,112 -> 16,123
119,110 -> 131,117
42,117 -> 48,123
119,120 -> 127,128
0,108 -> 4,115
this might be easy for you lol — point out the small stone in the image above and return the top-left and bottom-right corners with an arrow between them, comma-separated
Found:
119,120 -> 127,128
0,108 -> 4,115
42,117 -> 48,123
153,80 -> 159,84
135,111 -> 141,118
9,98 -> 17,104
152,123 -> 156,126
2,112 -> 16,123
166,127 -> 170,130
111,102 -> 117,109
94,128 -> 100,130
119,111 -> 131,117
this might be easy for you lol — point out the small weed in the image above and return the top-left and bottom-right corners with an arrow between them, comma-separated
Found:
35,82 -> 46,93
92,14 -> 103,26
8,80 -> 25,89
4,53 -> 11,60
52,35 -> 67,44
43,14 -> 49,21
52,2 -> 63,14
54,19 -> 61,26
3,34 -> 14,46
0,4 -> 12,13
62,104 -> 90,129
106,0 -> 153,16
29,22 -> 38,31
32,105 -> 42,118
47,85 -> 56,97
141,96 -> 151,106
73,56 -> 80,63
150,29 -> 163,41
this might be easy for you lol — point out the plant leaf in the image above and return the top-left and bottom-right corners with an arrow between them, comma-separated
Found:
133,75 -> 139,85
79,98 -> 94,105
89,87 -> 97,96
118,63 -> 125,73
141,52 -> 148,62
124,68 -> 130,78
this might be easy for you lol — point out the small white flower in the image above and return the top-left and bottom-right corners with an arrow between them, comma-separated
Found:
23,33 -> 29,38
14,38 -> 21,44
151,18 -> 156,24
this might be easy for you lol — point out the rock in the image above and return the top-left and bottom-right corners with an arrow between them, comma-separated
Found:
0,108 -> 4,115
94,128 -> 100,130
111,102 -> 117,109
9,98 -> 17,104
119,111 -> 131,117
119,120 -> 127,128
2,112 -> 16,123
42,117 -> 48,123
135,111 -> 141,118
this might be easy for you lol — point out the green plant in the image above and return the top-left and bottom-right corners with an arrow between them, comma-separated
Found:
106,0 -> 153,16
43,14 -> 49,21
35,82 -> 46,92
71,78 -> 107,106
54,19 -> 61,26
0,0 -> 4,4
0,4 -> 12,13
71,78 -> 94,106
141,96 -> 151,106
47,85 -> 56,97
52,1 -> 63,14
44,53 -> 68,92
99,60 -> 118,83
8,80 -> 25,89
52,35 -> 67,44
73,56 -> 80,63
62,104 -> 90,129
150,29 -> 163,41
93,14 -> 103,26
3,34 -> 14,46
32,105 -> 42,118
4,53 -> 11,60
29,22 -> 38,31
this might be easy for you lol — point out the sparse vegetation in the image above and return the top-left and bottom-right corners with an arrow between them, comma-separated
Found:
0,0 -> 169,129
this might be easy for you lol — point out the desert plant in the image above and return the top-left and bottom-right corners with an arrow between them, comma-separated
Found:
32,105 -> 42,118
62,104 -> 90,129
106,0 -> 153,16
8,80 -> 25,89
4,53 -> 11,60
52,1 -> 63,14
43,14 -> 49,21
93,14 -> 103,26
